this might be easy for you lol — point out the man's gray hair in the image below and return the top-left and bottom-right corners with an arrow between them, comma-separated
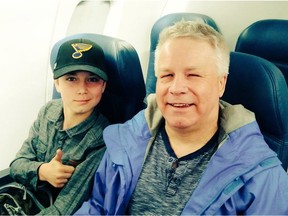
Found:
154,20 -> 230,76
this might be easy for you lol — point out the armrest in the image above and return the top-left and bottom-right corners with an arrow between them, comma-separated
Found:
0,168 -> 13,186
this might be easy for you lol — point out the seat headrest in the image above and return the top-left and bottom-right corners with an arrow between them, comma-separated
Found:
50,33 -> 146,123
235,19 -> 288,82
223,52 -> 288,136
146,13 -> 220,98
222,52 -> 288,169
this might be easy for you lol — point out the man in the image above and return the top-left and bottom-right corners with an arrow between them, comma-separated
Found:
10,38 -> 109,215
75,21 -> 288,215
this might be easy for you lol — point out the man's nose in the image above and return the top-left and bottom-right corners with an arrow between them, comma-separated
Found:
169,76 -> 188,94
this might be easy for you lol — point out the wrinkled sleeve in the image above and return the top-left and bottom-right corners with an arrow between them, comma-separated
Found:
10,107 -> 45,190
244,165 -> 288,215
39,145 -> 106,215
74,151 -> 110,215
220,164 -> 288,215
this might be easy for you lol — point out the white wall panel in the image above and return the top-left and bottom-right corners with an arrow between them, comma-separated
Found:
0,0 -> 80,170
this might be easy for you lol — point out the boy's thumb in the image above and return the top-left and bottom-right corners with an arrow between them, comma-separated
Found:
54,149 -> 63,163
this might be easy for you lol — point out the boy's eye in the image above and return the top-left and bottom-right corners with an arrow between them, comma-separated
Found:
66,76 -> 77,81
88,77 -> 101,82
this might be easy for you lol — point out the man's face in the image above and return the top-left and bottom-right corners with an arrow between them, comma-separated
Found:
155,38 -> 227,132
55,71 -> 106,118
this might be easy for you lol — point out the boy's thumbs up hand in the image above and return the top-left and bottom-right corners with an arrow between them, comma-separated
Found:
38,149 -> 75,188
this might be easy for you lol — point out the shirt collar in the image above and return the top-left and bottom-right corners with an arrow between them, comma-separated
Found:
47,99 -> 100,138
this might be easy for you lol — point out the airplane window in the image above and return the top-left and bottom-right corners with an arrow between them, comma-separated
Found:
67,0 -> 110,35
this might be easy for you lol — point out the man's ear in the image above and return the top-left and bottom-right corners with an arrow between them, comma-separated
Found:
219,75 -> 227,98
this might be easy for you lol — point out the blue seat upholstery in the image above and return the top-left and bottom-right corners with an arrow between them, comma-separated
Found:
235,19 -> 288,84
222,52 -> 288,170
50,33 -> 146,123
145,13 -> 220,98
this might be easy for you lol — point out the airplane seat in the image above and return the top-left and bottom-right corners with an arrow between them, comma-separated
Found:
235,19 -> 288,85
222,52 -> 288,170
0,33 -> 146,185
51,33 -> 146,124
145,12 -> 221,99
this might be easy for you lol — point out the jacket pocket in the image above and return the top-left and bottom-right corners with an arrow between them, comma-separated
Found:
36,141 -> 47,161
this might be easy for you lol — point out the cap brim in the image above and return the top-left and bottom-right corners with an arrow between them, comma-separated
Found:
54,65 -> 108,81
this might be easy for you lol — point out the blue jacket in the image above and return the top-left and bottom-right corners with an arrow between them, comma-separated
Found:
75,95 -> 288,215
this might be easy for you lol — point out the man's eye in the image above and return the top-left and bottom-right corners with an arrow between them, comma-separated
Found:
188,74 -> 200,77
160,74 -> 173,78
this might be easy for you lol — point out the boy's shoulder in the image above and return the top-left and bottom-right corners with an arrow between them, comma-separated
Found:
38,99 -> 63,121
42,99 -> 62,111
45,98 -> 62,107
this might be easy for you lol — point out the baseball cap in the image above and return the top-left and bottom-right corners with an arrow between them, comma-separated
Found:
53,38 -> 108,81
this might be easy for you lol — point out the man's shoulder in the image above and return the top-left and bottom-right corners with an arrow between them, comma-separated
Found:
220,100 -> 256,134
103,110 -> 150,149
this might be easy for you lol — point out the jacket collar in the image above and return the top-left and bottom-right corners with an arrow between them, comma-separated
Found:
145,94 -> 256,137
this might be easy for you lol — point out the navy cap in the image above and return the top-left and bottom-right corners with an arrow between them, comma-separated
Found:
53,38 -> 108,81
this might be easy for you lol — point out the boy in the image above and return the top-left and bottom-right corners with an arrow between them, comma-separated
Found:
10,38 -> 109,215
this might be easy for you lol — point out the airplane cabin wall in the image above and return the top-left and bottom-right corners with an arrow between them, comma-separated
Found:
67,0 -> 288,81
0,0 -> 80,170
1,0 -> 288,170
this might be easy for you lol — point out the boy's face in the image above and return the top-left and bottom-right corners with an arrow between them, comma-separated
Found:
55,71 -> 106,118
